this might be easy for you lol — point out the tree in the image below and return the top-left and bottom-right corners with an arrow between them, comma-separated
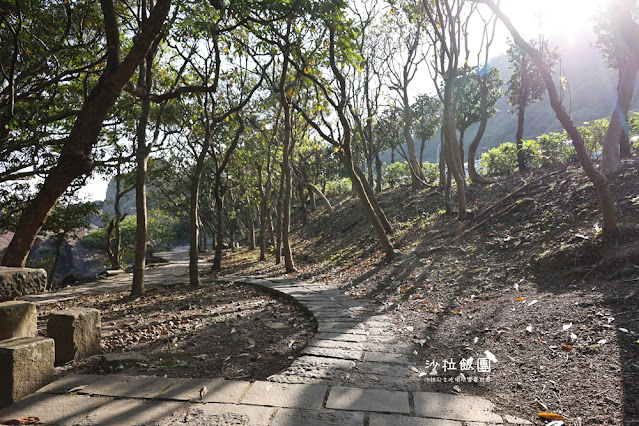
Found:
2,0 -> 175,267
41,196 -> 100,289
387,1 -> 428,187
454,66 -> 502,170
505,38 -> 557,171
293,9 -> 396,260
422,0 -> 477,219
411,94 -> 441,165
473,0 -> 618,235
595,3 -> 639,172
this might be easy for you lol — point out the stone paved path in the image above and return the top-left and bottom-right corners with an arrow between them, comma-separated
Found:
2,249 -> 532,425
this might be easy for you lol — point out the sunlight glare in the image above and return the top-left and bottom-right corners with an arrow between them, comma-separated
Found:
503,0 -> 607,44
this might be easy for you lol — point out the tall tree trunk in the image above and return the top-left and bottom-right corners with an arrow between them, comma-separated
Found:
402,89 -> 424,188
296,183 -> 308,225
47,236 -> 64,290
292,172 -> 334,214
275,201 -> 282,265
189,132 -> 211,287
354,163 -> 393,234
603,56 -> 638,172
516,95 -> 527,172
468,78 -> 496,184
481,0 -> 617,234
375,153 -> 383,193
267,207 -> 275,247
300,164 -> 316,211
344,151 -> 395,259
1,0 -> 172,268
442,83 -> 467,219
213,194 -> 224,270
257,167 -> 267,261
279,44 -> 295,273
247,194 -> 255,250
131,152 -> 149,296
459,129 -> 466,171
113,177 -> 124,269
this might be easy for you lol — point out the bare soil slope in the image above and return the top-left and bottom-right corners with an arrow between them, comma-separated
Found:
221,157 -> 639,424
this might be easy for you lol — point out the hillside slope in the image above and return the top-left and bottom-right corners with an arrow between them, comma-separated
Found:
221,156 -> 639,424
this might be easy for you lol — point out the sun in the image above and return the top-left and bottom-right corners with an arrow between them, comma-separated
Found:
501,0 -> 607,44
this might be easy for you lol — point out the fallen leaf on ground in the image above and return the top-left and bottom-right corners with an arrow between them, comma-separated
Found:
0,418 -> 40,425
538,412 -> 572,421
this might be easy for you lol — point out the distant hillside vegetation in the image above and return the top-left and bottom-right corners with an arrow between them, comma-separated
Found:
382,40 -> 639,165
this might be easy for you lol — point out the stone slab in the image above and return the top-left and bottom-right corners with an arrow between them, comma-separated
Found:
363,351 -> 411,364
317,325 -> 368,335
170,403 -> 276,425
0,267 -> 46,301
0,337 -> 55,408
240,381 -> 327,409
0,392 -> 111,424
79,375 -> 176,399
301,346 -> 362,361
160,378 -> 250,403
36,374 -> 103,394
369,413 -> 462,426
313,332 -> 368,343
308,340 -> 364,351
271,408 -> 365,426
345,372 -> 422,391
79,398 -> 185,425
413,392 -> 503,423
353,361 -> 410,377
0,301 -> 37,340
325,387 -> 410,414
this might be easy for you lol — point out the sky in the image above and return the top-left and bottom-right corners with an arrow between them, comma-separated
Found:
78,0 -> 609,202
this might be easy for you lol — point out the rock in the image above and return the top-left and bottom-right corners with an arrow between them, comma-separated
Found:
61,274 -> 78,285
0,267 -> 47,301
0,337 -> 55,408
0,301 -> 37,341
47,308 -> 101,364
100,352 -> 149,373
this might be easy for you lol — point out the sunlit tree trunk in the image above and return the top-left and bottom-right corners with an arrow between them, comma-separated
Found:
603,56 -> 638,173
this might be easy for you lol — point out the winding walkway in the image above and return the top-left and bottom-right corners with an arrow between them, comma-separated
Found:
1,249 -> 531,425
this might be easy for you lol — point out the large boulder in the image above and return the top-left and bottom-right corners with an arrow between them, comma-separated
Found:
0,267 -> 47,301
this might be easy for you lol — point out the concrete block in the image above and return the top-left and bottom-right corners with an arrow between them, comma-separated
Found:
0,267 -> 46,301
79,375 -> 176,399
0,301 -> 37,341
240,381 -> 328,409
160,378 -> 250,403
0,392 -> 111,424
173,403 -> 276,425
36,373 -> 103,394
47,308 -> 101,363
325,387 -> 410,414
80,398 -> 186,425
0,337 -> 55,408
271,408 -> 365,426
369,413 -> 462,426
413,392 -> 503,423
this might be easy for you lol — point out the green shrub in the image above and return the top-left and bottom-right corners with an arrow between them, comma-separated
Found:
421,162 -> 440,184
324,177 -> 352,198
578,118 -> 608,160
535,131 -> 574,166
383,161 -> 412,187
479,142 -> 518,175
